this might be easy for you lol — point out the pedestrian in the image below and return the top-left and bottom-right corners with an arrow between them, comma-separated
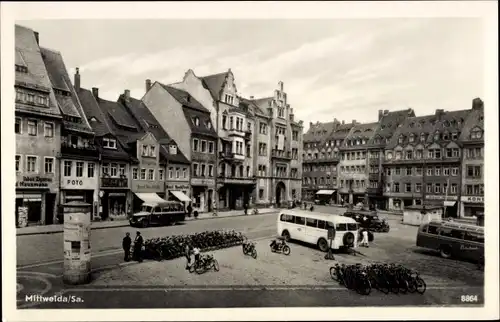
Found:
122,232 -> 132,262
244,203 -> 248,215
133,231 -> 144,262
193,246 -> 201,266
303,201 -> 307,210
187,202 -> 193,218
184,243 -> 192,270
359,229 -> 370,247
212,200 -> 218,217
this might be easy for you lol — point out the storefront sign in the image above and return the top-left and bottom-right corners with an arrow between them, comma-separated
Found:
425,195 -> 458,201
166,183 -> 190,190
191,178 -> 215,186
132,181 -> 162,192
16,176 -> 52,188
62,177 -> 97,190
461,196 -> 484,203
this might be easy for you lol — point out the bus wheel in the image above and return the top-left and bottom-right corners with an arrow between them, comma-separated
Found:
440,245 -> 452,259
281,230 -> 291,242
317,238 -> 329,252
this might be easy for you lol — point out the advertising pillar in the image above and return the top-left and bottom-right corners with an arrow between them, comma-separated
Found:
63,201 -> 92,285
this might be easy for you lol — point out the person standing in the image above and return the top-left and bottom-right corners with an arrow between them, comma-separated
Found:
244,203 -> 248,215
133,231 -> 144,262
193,246 -> 201,265
186,202 -> 193,218
359,229 -> 370,247
122,232 -> 132,262
212,200 -> 218,217
184,243 -> 192,270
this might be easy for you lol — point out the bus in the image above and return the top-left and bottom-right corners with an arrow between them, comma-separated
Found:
277,210 -> 359,252
416,220 -> 484,262
129,200 -> 186,228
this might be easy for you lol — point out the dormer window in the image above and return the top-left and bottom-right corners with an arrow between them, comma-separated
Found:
409,134 -> 415,143
398,136 -> 404,144
434,132 -> 440,141
206,121 -> 212,129
142,144 -> 150,156
15,64 -> 28,73
150,145 -> 156,157
224,94 -> 234,105
193,117 -> 200,126
89,117 -> 97,122
451,132 -> 458,140
420,134 -> 426,142
471,129 -> 483,139
169,145 -> 178,155
103,138 -> 117,149
443,133 -> 450,140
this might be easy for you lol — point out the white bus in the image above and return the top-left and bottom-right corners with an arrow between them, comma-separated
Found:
277,210 -> 359,252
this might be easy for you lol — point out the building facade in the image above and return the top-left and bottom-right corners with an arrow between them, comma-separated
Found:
458,98 -> 484,218
15,25 -> 62,227
383,109 -> 471,214
143,82 -> 217,212
338,121 -> 378,206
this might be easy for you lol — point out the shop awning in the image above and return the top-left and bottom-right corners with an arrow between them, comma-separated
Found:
170,190 -> 191,202
444,201 -> 456,207
134,193 -> 167,205
316,190 -> 336,195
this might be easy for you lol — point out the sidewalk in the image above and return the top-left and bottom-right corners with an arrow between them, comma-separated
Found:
16,208 -> 277,236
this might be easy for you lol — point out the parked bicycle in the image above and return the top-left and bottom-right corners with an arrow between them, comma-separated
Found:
242,241 -> 258,259
189,254 -> 220,274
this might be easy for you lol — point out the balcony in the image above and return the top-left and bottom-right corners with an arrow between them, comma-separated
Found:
271,149 -> 292,160
219,151 -> 245,161
227,127 -> 246,137
61,142 -> 99,159
101,176 -> 128,188
218,175 -> 256,185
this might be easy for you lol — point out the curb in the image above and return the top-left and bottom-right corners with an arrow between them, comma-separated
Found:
16,211 -> 278,237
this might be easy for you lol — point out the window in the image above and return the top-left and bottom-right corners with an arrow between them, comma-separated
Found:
103,138 -> 117,149
415,183 -> 422,192
75,162 -> 84,177
201,164 -> 207,177
394,183 -> 400,193
142,145 -> 150,156
102,163 -> 109,175
415,167 -> 422,176
193,163 -> 199,176
426,184 -> 432,193
435,167 -> 441,176
183,168 -> 187,179
292,130 -> 299,141
405,183 -> 411,192
471,130 -> 483,139
258,143 -> 267,156
415,149 -> 423,159
85,162 -> 94,178
44,122 -> 54,137
406,151 -> 413,160
208,141 -> 214,154
209,165 -> 214,177
294,216 -> 305,225
150,145 -> 156,157
395,167 -> 401,175
259,189 -> 264,199
306,218 -> 318,228
463,231 -> 484,243
451,167 -> 459,176
435,149 -> 441,159
427,225 -> 439,235
467,166 -> 481,178
426,168 -> 433,176
193,117 -> 200,126
110,163 -> 117,177
16,155 -> 22,172
132,168 -> 138,180
27,120 -> 37,136
119,164 -> 126,176
222,115 -> 228,130
434,183 -> 441,193
42,157 -> 54,174
63,160 -> 72,176
140,169 -> 146,180
440,229 -> 464,240
15,118 -> 22,134
443,167 -> 450,176
201,140 -> 207,153
193,139 -> 199,152
176,168 -> 180,179
406,167 -> 412,176
159,169 -> 164,180
450,183 -> 457,194
148,169 -> 154,180
259,122 -> 267,135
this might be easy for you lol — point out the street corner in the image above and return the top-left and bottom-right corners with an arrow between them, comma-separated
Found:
16,271 -> 63,309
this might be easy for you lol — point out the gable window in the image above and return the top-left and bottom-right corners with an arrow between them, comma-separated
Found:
224,94 -> 234,105
27,120 -> 37,136
142,145 -> 150,156
103,138 -> 117,149
150,145 -> 156,157
15,118 -> 22,134
193,138 -> 199,152
433,132 -> 440,141
398,136 -> 404,144
420,134 -> 426,142
169,145 -> 177,155
409,135 -> 415,143
471,129 -> 483,139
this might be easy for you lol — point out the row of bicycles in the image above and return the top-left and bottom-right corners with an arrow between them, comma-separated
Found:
329,263 -> 427,296
142,230 -> 247,261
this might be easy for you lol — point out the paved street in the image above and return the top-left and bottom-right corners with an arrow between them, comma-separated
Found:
17,206 -> 484,308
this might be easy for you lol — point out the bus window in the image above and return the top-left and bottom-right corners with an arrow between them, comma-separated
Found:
440,228 -> 464,239
427,225 -> 439,235
336,223 -> 347,231
464,231 -> 484,243
154,207 -> 161,213
295,216 -> 305,225
326,221 -> 335,229
281,214 -> 293,222
347,223 -> 358,231
280,214 -> 287,221
306,218 -> 317,227
317,220 -> 326,230
142,206 -> 153,213
286,215 -> 295,223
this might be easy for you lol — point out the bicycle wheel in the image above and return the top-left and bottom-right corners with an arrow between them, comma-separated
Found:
282,245 -> 291,256
389,278 -> 399,294
196,263 -> 206,274
399,279 -> 409,294
377,278 -> 390,294
415,277 -> 427,294
407,278 -> 417,293
188,264 -> 196,273
356,277 -> 372,296
212,259 -> 220,272
329,267 -> 339,281
251,249 -> 257,259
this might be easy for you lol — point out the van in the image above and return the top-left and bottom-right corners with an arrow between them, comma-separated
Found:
129,200 -> 186,228
277,210 -> 359,252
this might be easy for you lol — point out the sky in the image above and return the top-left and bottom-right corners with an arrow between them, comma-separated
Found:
18,18 -> 484,130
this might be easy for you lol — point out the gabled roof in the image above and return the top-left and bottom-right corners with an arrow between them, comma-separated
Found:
340,122 -> 378,150
159,83 -> 209,113
76,88 -> 112,136
199,71 -> 228,100
327,123 -> 356,141
15,25 -> 61,118
40,47 -> 94,134
459,101 -> 484,143
119,95 -> 190,165
251,97 -> 274,116
368,109 -> 414,146
304,121 -> 336,143
183,107 -> 218,138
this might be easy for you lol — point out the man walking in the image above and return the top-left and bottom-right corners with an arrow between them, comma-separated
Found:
212,200 -> 218,217
122,232 -> 132,262
133,231 -> 144,262
186,202 -> 193,218
184,243 -> 192,270
359,229 -> 370,247
244,203 -> 248,215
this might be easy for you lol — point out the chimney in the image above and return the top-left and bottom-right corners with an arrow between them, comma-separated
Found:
74,67 -> 81,91
342,120 -> 345,125
352,119 -> 356,124
378,110 -> 383,121
145,79 -> 152,92
309,122 -> 313,128
435,109 -> 445,120
92,87 -> 99,100
384,110 -> 389,115
34,31 -> 39,45
250,95 -> 254,99
278,81 -> 284,92
289,108 -> 294,122
124,89 -> 130,101
472,98 -> 484,110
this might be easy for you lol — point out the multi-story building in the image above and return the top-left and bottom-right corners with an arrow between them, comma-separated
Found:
119,90 -> 191,204
41,50 -> 100,221
338,121 -> 378,205
75,81 -> 136,220
383,108 -> 471,215
15,25 -> 62,227
249,81 -> 303,207
365,109 -> 415,210
143,82 -> 218,212
171,69 -> 256,210
458,98 -> 484,218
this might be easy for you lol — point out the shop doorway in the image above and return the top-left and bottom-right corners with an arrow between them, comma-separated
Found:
45,193 -> 56,225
